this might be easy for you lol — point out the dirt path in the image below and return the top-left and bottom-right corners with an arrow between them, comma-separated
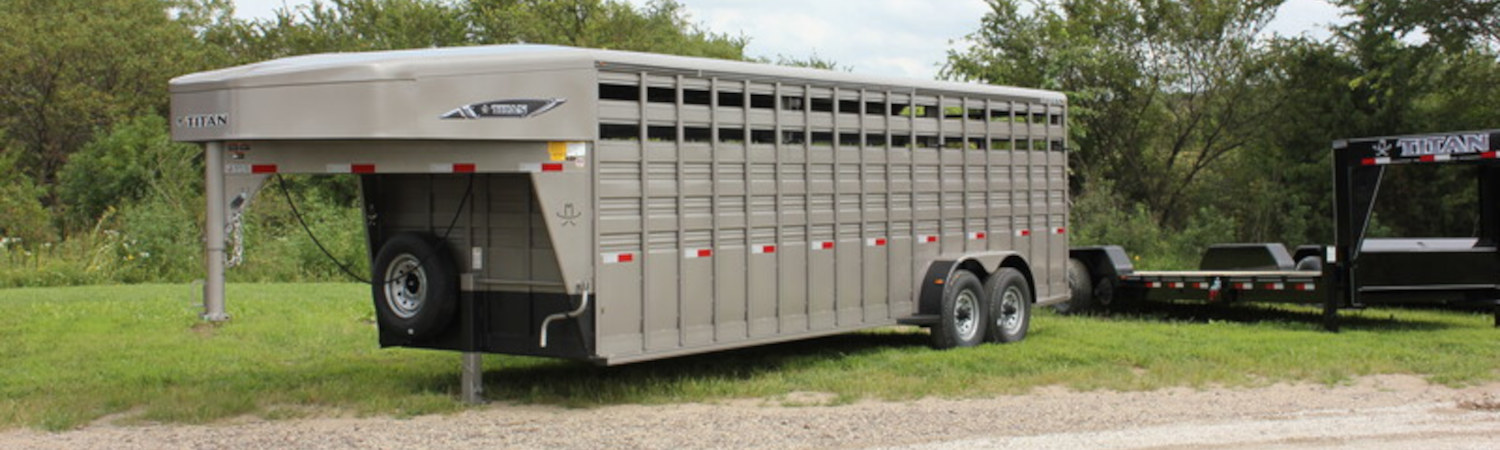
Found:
4,375 -> 1497,449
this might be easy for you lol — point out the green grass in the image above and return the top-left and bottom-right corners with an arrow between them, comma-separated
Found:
1,283 -> 1498,431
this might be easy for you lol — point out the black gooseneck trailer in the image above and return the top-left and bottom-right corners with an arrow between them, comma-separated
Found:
1069,130 -> 1500,329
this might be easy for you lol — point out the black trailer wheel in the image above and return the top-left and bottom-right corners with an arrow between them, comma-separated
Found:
1295,256 -> 1324,272
930,269 -> 987,349
984,268 -> 1033,343
373,232 -> 458,338
1054,258 -> 1095,314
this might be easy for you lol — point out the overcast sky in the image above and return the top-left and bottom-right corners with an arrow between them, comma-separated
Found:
230,0 -> 1348,79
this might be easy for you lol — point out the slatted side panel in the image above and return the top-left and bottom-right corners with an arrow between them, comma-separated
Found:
592,70 -> 1067,360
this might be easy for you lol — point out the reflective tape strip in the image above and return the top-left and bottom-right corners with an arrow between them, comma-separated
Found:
1147,281 -> 1163,288
1053,227 -> 1067,235
520,163 -> 566,172
1195,282 -> 1210,289
1170,282 -> 1185,289
867,238 -> 887,247
1361,157 -> 1392,166
968,231 -> 987,240
1235,282 -> 1254,290
751,244 -> 776,254
919,235 -> 939,243
684,248 -> 713,258
1484,151 -> 1499,159
814,241 -> 835,250
1295,283 -> 1316,291
601,252 -> 635,264
1016,229 -> 1031,237
226,163 -> 275,174
430,163 -> 477,173
326,163 -> 376,174
1265,282 -> 1285,290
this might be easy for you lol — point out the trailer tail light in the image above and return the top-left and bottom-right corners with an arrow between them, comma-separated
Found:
1053,227 -> 1066,235
1016,229 -> 1031,237
751,245 -> 776,254
684,248 -> 713,258
867,238 -> 887,247
814,241 -> 835,250
968,232 -> 986,240
920,235 -> 939,243
601,252 -> 635,264
251,164 -> 278,174
541,163 -> 564,172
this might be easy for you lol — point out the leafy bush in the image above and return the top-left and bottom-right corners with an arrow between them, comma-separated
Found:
231,175 -> 369,283
58,115 -> 203,230
0,139 -> 52,245
1071,179 -> 1238,270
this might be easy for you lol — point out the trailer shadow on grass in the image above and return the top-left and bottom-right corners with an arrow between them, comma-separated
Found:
1095,301 -> 1456,331
419,330 -> 932,406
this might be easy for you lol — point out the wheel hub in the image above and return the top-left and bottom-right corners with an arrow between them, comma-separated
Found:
383,254 -> 427,319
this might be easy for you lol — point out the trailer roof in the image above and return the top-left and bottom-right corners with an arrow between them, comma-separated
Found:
170,44 -> 1065,102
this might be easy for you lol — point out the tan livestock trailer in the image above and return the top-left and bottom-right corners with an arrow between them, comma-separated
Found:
171,45 -> 1069,367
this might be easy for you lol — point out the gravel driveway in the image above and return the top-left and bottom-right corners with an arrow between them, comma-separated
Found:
4,374 -> 1497,449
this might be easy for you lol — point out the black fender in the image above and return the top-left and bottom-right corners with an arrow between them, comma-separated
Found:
916,251 -> 1033,316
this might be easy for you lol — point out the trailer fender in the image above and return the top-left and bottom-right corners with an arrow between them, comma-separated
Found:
1068,246 -> 1135,281
917,252 -> 1032,317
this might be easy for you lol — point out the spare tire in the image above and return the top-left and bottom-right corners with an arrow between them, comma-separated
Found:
373,232 -> 458,339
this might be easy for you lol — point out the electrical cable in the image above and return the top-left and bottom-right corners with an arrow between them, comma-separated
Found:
275,173 -> 475,285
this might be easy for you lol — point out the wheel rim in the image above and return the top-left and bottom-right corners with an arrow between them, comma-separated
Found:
955,290 -> 980,341
999,285 -> 1025,333
383,254 -> 426,319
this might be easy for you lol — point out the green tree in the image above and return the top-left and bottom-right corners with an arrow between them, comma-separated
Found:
467,0 -> 747,59
0,0 -> 227,213
0,132 -> 52,245
945,0 -> 1284,228
57,116 -> 203,231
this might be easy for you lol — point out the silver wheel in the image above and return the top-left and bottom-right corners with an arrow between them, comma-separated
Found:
954,290 -> 981,342
383,254 -> 427,319
998,285 -> 1026,335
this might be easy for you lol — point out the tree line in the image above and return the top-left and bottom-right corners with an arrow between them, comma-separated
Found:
2,0 -> 1498,285
947,0 -> 1500,266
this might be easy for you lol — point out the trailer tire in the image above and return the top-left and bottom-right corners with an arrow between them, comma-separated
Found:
1295,256 -> 1323,272
373,232 -> 458,339
1055,258 -> 1096,314
984,268 -> 1032,343
930,269 -> 987,349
